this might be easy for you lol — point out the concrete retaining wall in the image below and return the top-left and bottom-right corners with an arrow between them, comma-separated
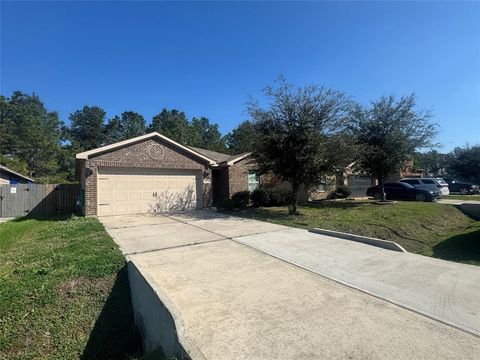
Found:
127,261 -> 204,359
309,228 -> 407,252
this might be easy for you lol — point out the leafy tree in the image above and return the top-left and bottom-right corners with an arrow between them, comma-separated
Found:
190,116 -> 227,152
225,120 -> 255,154
69,106 -> 106,151
325,133 -> 359,171
54,145 -> 79,183
0,96 -> 22,171
446,145 -> 480,183
120,111 -> 145,139
248,78 -> 352,214
104,111 -> 146,144
149,109 -> 192,144
413,150 -> 447,176
0,91 -> 64,179
53,123 -> 82,182
352,94 -> 437,201
104,115 -> 123,144
0,95 -> 15,160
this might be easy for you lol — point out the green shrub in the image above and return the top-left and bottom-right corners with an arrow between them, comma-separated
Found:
251,189 -> 266,207
231,191 -> 250,209
219,198 -> 235,211
218,192 -> 250,211
327,185 -> 352,199
251,188 -> 292,207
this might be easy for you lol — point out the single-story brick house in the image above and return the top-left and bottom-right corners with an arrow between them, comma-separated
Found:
75,132 -> 263,216
75,132 -> 376,216
0,165 -> 34,185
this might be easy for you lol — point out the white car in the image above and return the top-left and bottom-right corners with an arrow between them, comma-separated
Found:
435,178 -> 450,196
399,178 -> 449,196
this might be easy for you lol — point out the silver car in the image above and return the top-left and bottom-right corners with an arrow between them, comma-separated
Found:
399,178 -> 448,196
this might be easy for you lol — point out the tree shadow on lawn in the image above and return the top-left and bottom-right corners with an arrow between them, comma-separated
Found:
303,200 -> 371,210
81,265 -> 142,360
433,226 -> 480,265
12,213 -> 75,222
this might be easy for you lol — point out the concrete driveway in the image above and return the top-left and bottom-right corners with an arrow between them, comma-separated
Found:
100,211 -> 480,359
437,198 -> 480,219
236,227 -> 480,335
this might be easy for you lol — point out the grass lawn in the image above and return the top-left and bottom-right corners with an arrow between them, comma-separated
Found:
445,194 -> 480,201
232,201 -> 480,265
0,215 -> 144,360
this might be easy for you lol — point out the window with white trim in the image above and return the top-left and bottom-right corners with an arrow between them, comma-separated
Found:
316,176 -> 327,192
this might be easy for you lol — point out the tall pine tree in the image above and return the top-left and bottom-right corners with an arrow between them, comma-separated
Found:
0,91 -> 64,179
149,109 -> 192,144
69,106 -> 106,150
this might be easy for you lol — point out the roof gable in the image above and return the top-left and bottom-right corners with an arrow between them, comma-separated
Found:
223,153 -> 252,165
0,165 -> 34,182
76,132 -> 216,164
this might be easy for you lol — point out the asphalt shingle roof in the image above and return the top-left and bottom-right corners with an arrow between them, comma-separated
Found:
189,147 -> 232,163
189,146 -> 252,164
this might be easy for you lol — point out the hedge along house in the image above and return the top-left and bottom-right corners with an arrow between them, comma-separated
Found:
75,132 -> 256,216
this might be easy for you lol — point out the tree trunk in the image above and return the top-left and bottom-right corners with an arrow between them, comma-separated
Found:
290,181 -> 299,215
378,176 -> 386,202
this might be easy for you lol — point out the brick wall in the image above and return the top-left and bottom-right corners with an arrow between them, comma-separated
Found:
227,157 -> 327,202
226,158 -> 309,200
227,157 -> 258,197
84,162 -> 98,216
79,138 -> 211,216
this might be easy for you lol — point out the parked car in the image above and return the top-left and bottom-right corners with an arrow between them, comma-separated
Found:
443,178 -> 480,194
398,178 -> 447,196
366,182 -> 441,202
434,178 -> 450,196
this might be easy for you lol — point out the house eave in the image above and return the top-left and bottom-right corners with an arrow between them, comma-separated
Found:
0,165 -> 34,182
75,132 -> 216,165
224,153 -> 252,166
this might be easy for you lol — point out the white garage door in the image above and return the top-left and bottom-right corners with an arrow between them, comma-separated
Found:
97,168 -> 201,216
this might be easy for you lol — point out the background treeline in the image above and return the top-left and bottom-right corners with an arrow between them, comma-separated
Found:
0,91 -> 478,184
414,147 -> 480,184
0,91 -> 255,182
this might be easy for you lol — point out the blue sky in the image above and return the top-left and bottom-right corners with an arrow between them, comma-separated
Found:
1,1 -> 479,151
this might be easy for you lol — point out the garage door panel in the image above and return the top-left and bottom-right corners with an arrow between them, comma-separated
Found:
99,204 -> 114,216
98,179 -> 113,190
130,189 -> 142,197
115,182 -> 127,190
143,181 -> 157,190
98,184 -> 113,192
347,175 -> 373,198
113,204 -> 129,215
140,191 -> 152,200
115,193 -> 128,201
97,168 -> 201,216
100,193 -> 115,202
130,181 -> 143,189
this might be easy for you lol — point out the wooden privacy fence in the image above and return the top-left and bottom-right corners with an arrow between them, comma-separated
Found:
0,184 -> 80,218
